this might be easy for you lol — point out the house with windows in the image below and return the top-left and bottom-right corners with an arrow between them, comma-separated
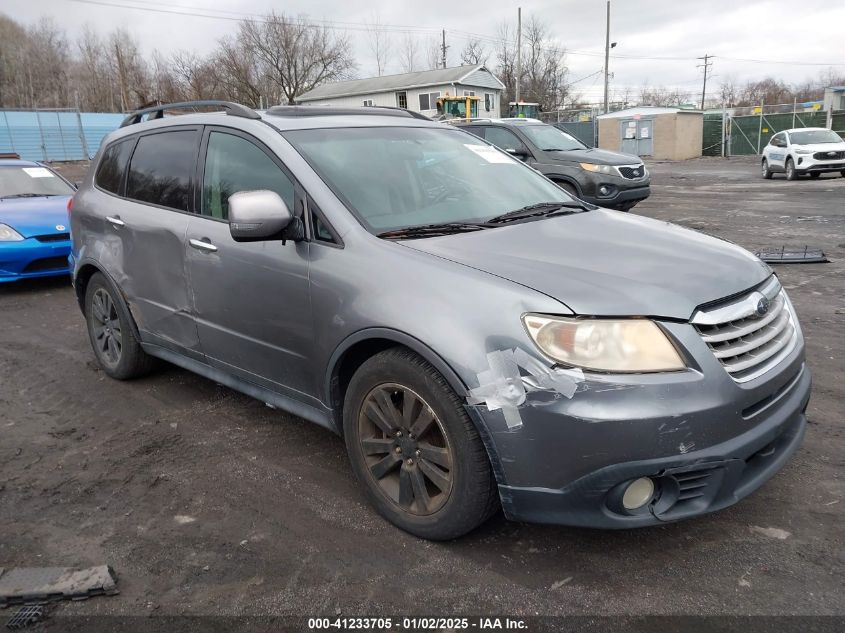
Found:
295,65 -> 504,118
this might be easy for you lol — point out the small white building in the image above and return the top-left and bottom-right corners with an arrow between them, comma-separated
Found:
296,64 -> 505,118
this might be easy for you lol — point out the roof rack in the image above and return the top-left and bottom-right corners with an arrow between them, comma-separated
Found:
0,152 -> 21,159
120,100 -> 260,128
266,105 -> 431,121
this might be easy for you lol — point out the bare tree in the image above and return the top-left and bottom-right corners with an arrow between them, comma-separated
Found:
365,14 -> 392,77
460,38 -> 488,66
399,33 -> 419,74
494,22 -> 517,105
520,15 -> 568,111
424,36 -> 442,70
239,13 -> 355,105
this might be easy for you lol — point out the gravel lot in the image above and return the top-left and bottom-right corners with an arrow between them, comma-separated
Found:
1,157 -> 843,623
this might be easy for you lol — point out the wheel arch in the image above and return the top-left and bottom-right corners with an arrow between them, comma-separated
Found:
325,328 -> 469,431
325,329 -> 509,487
548,174 -> 582,195
74,261 -> 142,341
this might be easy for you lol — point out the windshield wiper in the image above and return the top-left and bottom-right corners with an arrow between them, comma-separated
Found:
378,221 -> 494,240
0,193 -> 45,199
487,201 -> 595,224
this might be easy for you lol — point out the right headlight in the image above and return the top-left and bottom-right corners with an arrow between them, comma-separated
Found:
522,314 -> 686,373
0,223 -> 24,242
579,162 -> 614,174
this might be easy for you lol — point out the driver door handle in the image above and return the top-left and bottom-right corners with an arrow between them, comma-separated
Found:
106,215 -> 125,227
189,238 -> 218,253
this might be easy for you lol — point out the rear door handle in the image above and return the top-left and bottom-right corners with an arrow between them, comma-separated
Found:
106,216 -> 125,227
189,238 -> 218,253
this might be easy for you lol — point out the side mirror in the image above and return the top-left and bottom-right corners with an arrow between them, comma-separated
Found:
506,147 -> 529,160
228,190 -> 293,242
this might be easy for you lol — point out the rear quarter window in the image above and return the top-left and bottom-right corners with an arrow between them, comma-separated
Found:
126,130 -> 198,212
95,139 -> 134,195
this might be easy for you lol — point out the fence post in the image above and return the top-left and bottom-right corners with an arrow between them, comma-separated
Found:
756,100 -> 764,155
75,110 -> 90,159
1,111 -> 17,155
792,98 -> 797,129
721,104 -> 727,158
35,109 -> 48,162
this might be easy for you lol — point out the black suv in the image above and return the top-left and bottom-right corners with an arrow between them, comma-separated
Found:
456,119 -> 650,211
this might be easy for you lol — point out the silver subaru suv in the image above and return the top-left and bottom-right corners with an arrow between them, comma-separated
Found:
70,101 -> 811,540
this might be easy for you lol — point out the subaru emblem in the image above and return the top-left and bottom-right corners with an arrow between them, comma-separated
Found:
56,224 -> 65,231
756,296 -> 770,316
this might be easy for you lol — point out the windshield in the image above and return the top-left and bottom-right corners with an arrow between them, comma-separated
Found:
285,127 -> 578,233
789,129 -> 843,145
520,125 -> 587,151
0,166 -> 74,198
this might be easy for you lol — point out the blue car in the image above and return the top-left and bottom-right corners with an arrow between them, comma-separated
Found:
0,157 -> 75,283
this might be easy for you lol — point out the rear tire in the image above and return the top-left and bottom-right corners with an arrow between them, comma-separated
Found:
761,159 -> 773,179
785,158 -> 798,181
84,272 -> 156,380
841,170 -> 845,178
343,347 -> 498,540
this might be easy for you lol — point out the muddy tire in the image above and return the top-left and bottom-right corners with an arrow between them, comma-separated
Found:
785,158 -> 798,181
761,159 -> 773,179
343,347 -> 498,540
84,272 -> 156,380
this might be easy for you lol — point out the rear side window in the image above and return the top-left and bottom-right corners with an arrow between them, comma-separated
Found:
95,139 -> 133,195
462,126 -> 486,140
485,127 -> 525,153
201,131 -> 295,221
126,130 -> 197,211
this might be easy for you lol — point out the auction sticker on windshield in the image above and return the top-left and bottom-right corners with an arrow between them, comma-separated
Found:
465,144 -> 515,164
22,167 -> 54,178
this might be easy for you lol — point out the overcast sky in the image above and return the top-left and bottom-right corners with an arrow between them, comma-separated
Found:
10,0 -> 845,104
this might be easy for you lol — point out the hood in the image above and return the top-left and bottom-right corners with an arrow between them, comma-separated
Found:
797,142 -> 845,153
544,147 -> 642,165
0,196 -> 71,238
402,209 -> 771,320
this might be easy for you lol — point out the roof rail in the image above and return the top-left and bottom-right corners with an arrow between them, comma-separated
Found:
267,105 -> 431,121
120,100 -> 260,128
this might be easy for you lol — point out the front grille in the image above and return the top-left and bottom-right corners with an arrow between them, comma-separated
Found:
22,256 -> 69,273
34,233 -> 70,243
693,277 -> 798,383
617,165 -> 645,179
813,150 -> 845,160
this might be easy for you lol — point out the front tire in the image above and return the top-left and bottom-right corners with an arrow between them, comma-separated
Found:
761,159 -> 773,179
785,158 -> 798,181
84,272 -> 155,380
343,348 -> 498,540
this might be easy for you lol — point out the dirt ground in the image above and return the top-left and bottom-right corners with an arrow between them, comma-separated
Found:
1,157 -> 843,624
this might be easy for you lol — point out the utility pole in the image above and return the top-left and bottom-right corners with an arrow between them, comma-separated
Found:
515,7 -> 522,103
603,0 -> 610,114
697,54 -> 714,110
441,30 -> 448,69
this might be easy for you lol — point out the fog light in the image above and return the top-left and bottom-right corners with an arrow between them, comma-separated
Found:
622,477 -> 655,510
598,185 -> 611,196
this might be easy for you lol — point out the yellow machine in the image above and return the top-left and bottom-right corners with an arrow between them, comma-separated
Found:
436,95 -> 481,121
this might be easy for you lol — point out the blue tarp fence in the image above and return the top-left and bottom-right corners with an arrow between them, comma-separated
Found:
0,109 -> 124,162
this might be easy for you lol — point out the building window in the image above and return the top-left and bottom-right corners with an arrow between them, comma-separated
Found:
484,93 -> 493,112
396,91 -> 408,109
363,99 -> 374,106
418,92 -> 441,111
463,90 -> 476,96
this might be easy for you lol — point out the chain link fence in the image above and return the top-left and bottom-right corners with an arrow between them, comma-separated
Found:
702,103 -> 843,157
539,108 -> 599,147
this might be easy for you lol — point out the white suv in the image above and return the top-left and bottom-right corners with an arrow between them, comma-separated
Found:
761,127 -> 845,180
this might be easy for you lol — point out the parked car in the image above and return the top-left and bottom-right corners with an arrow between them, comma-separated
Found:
71,101 -> 810,540
761,128 -> 845,180
454,119 -> 650,211
0,156 -> 74,283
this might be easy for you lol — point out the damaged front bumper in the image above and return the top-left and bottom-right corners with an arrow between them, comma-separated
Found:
466,323 -> 811,528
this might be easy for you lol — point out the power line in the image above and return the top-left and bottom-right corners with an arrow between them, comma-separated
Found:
64,0 -> 845,68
